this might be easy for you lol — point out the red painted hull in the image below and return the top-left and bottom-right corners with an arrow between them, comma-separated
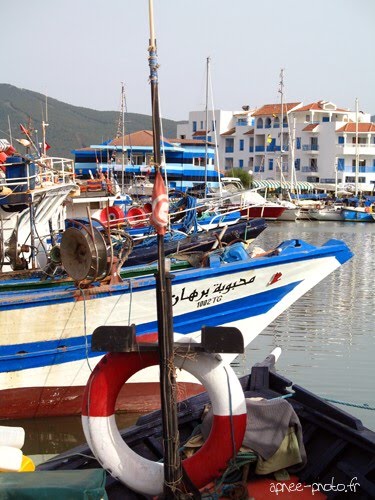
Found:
1,382 -> 205,420
240,206 -> 286,220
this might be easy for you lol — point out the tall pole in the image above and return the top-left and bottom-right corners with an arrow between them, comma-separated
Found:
121,82 -> 125,193
148,1 -> 182,497
279,69 -> 284,190
204,56 -> 210,194
355,97 -> 359,198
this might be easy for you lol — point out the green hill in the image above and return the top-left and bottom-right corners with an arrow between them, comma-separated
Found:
0,84 -> 178,158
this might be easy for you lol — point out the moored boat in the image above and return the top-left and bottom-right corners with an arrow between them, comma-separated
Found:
0,237 -> 352,419
341,206 -> 375,222
35,348 -> 375,499
308,204 -> 344,221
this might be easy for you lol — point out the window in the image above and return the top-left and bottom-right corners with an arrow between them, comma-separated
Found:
296,137 -> 301,149
305,115 -> 310,122
346,176 -> 366,183
295,158 -> 300,171
337,158 -> 345,171
239,139 -> 244,151
273,117 -> 280,128
212,120 -> 216,131
200,121 -> 204,130
322,116 -> 329,122
193,121 -> 197,132
352,159 -> 366,167
268,159 -> 274,170
265,117 -> 271,128
239,159 -> 244,168
338,136 -> 344,144
256,118 -> 263,129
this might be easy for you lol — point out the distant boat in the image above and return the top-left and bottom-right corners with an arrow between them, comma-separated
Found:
308,204 -> 344,221
341,206 -> 375,222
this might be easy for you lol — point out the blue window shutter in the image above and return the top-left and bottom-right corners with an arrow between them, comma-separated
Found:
296,137 -> 301,149
338,136 -> 344,144
337,158 -> 344,171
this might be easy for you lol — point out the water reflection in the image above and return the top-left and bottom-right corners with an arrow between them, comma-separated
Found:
237,220 -> 375,430
9,413 -> 141,456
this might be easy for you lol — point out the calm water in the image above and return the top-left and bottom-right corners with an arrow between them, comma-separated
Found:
7,220 -> 375,456
235,220 -> 375,431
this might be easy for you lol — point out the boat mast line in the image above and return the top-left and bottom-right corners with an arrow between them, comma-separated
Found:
148,1 -> 184,496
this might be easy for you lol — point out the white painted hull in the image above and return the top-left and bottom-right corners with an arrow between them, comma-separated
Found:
0,238 -> 352,417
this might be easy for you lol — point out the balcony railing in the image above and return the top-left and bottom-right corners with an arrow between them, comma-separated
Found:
255,145 -> 265,152
302,144 -> 319,151
225,146 -> 234,153
302,166 -> 318,172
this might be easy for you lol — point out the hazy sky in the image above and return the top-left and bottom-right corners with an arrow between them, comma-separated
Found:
3,0 -> 374,121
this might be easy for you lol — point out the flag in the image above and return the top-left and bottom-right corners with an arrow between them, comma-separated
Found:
267,134 -> 272,144
15,138 -> 31,147
150,170 -> 169,235
20,124 -> 30,135
44,142 -> 51,151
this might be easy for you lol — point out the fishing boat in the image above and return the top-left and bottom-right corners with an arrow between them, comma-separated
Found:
35,348 -> 375,499
0,149 -> 76,271
0,234 -> 352,419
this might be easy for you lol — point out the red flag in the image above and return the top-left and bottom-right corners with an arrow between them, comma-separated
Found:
20,124 -> 29,135
44,142 -> 51,151
150,170 -> 169,235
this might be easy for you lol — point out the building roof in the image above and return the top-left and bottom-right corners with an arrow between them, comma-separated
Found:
294,101 -> 348,113
302,124 -> 319,132
110,130 -> 173,147
252,102 -> 301,116
336,123 -> 375,133
221,127 -> 236,136
244,129 -> 254,135
192,130 -> 209,137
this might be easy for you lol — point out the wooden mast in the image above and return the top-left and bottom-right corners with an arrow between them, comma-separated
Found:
147,1 -> 183,497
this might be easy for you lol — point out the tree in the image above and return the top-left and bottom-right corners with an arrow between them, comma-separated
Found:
224,168 -> 253,188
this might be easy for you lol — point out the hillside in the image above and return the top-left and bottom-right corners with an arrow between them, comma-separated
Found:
0,84 -> 178,158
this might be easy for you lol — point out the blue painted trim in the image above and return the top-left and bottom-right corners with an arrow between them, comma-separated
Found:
0,281 -> 301,372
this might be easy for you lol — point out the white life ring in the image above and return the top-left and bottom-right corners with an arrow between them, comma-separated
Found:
82,350 -> 247,496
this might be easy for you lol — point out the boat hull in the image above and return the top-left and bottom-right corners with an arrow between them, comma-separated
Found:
239,206 -> 286,220
0,239 -> 352,418
341,207 -> 375,222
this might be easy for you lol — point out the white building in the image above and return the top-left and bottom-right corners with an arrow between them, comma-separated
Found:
177,100 -> 375,193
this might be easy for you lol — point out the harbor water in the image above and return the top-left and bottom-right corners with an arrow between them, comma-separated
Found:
6,220 -> 375,457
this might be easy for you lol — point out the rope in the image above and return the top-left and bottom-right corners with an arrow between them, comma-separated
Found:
270,392 -> 374,410
79,287 -> 93,373
323,398 -> 375,411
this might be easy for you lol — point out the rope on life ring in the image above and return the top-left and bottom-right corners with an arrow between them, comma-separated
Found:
81,351 -> 247,496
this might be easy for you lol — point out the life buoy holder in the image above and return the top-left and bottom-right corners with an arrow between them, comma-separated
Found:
82,350 -> 247,496
99,206 -> 125,227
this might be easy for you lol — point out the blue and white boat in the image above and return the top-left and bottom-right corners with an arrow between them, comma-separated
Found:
73,130 -> 221,195
0,236 -> 352,419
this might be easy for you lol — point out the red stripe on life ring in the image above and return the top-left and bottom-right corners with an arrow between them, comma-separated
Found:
82,352 -> 157,417
82,351 -> 246,495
